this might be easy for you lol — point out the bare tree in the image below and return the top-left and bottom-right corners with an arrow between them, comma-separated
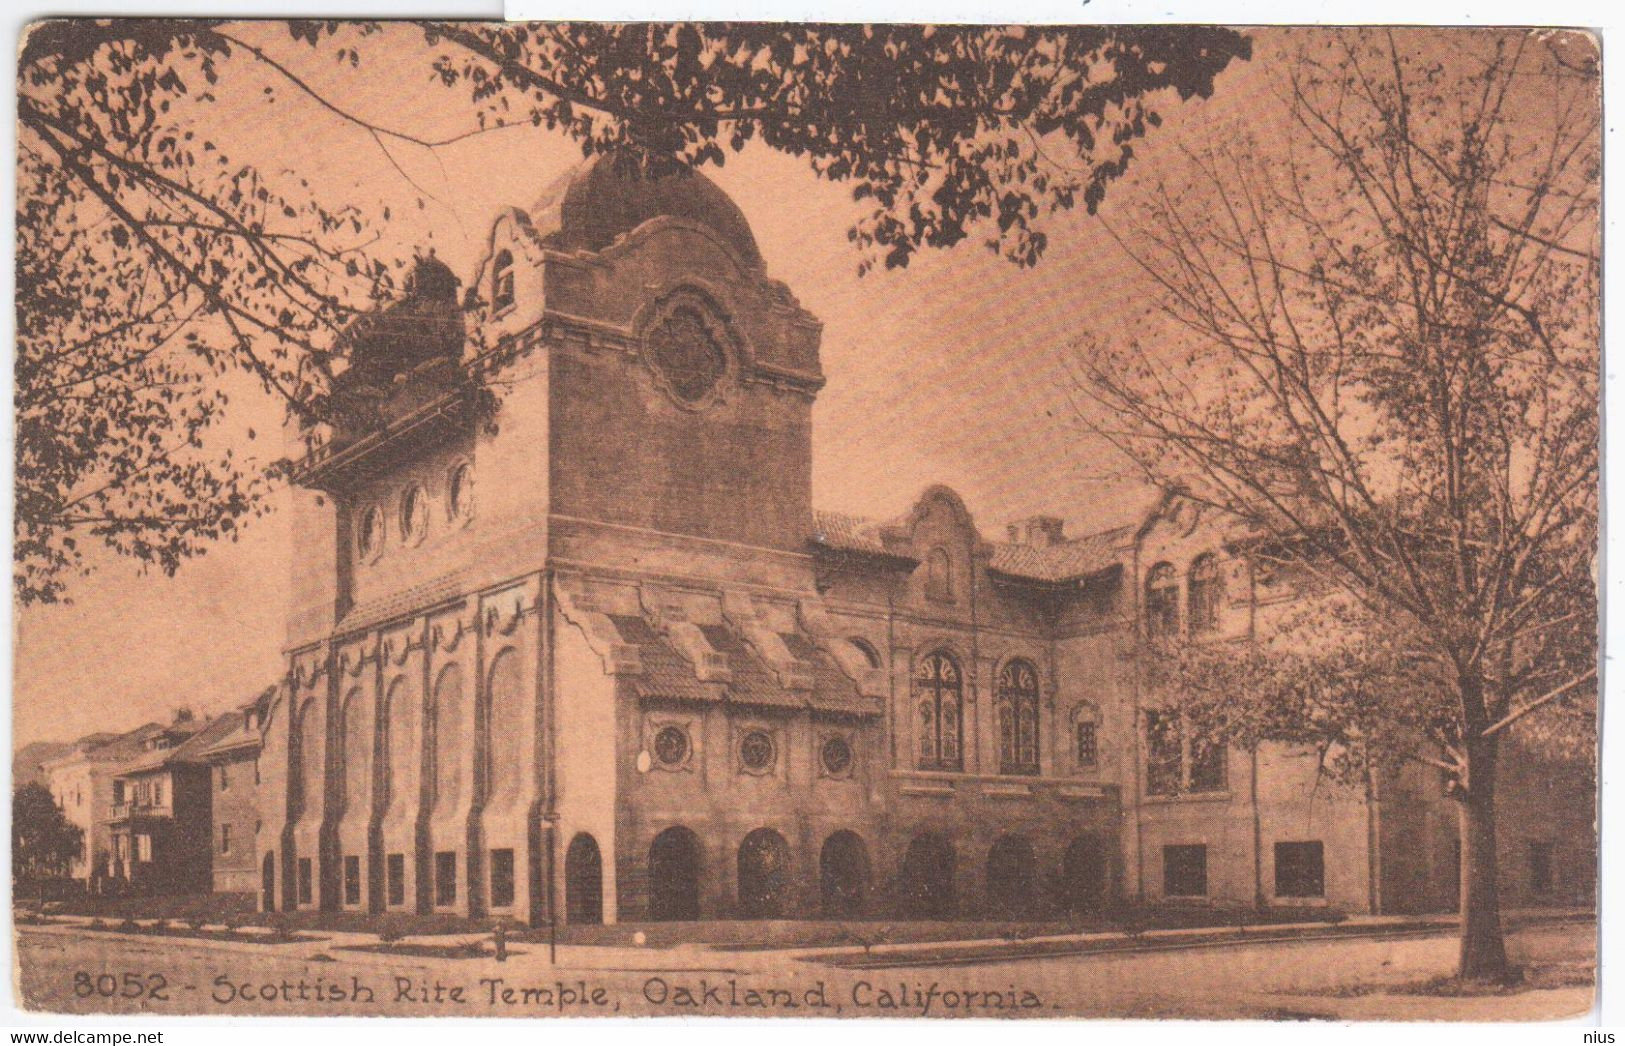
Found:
1076,29 -> 1598,982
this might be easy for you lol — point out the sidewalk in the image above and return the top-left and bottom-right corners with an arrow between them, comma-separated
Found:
17,906 -> 1593,974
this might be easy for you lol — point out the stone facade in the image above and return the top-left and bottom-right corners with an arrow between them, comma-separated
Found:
257,156 -> 1593,925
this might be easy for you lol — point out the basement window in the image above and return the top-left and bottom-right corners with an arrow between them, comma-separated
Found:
435,851 -> 457,907
1274,841 -> 1325,899
1163,844 -> 1208,898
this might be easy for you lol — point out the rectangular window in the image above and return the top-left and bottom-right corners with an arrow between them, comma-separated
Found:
435,851 -> 457,906
153,779 -> 163,806
254,758 -> 261,785
297,858 -> 313,904
1145,710 -> 1183,797
113,780 -> 125,804
490,849 -> 516,908
1274,841 -> 1325,898
1163,844 -> 1208,897
220,764 -> 230,791
1190,740 -> 1228,793
135,834 -> 153,863
344,855 -> 361,905
387,854 -> 406,907
1075,721 -> 1098,768
115,835 -> 128,861
219,824 -> 231,856
1528,840 -> 1554,895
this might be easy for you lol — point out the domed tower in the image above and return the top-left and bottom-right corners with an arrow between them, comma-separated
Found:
470,153 -> 826,558
270,155 -> 829,926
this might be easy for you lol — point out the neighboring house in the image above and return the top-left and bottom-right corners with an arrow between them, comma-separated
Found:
106,714 -> 220,895
196,691 -> 270,897
40,726 -> 159,886
255,156 -> 1594,925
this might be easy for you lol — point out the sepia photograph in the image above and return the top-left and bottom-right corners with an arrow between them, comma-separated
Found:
8,19 -> 1602,1022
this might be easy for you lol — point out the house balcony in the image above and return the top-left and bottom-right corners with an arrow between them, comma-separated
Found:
107,800 -> 170,824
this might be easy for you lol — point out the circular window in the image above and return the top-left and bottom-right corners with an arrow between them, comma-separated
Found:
648,306 -> 726,404
653,726 -> 690,768
447,462 -> 473,520
739,730 -> 775,773
820,736 -> 853,776
358,506 -> 384,559
399,486 -> 428,544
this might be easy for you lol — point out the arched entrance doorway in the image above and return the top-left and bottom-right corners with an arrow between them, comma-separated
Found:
1061,834 -> 1109,914
737,828 -> 792,918
899,833 -> 956,918
261,852 -> 276,912
820,831 -> 869,916
565,833 -> 603,925
648,826 -> 701,920
985,835 -> 1037,917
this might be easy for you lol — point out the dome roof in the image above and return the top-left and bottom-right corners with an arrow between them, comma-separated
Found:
528,154 -> 762,270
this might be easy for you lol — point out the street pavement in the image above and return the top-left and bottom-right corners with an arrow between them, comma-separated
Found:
12,916 -> 1595,1020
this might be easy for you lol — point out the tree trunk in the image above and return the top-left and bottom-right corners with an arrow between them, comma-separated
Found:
1457,736 -> 1511,982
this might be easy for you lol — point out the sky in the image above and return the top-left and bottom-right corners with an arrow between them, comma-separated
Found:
11,25 -> 1506,749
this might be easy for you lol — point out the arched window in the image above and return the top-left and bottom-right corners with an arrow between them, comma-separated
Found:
340,689 -> 369,813
847,637 -> 882,669
428,664 -> 462,811
1145,562 -> 1179,639
491,249 -> 515,312
482,648 -> 522,803
1188,553 -> 1222,635
997,659 -> 1041,775
381,677 -> 414,809
925,547 -> 954,602
914,651 -> 964,771
295,699 -> 322,819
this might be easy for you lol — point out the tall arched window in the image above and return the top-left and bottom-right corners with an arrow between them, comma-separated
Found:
997,659 -> 1041,775
914,651 -> 964,771
483,648 -> 522,803
340,689 -> 369,813
380,677 -> 414,810
1145,562 -> 1179,639
1188,554 -> 1222,635
491,249 -> 515,312
428,664 -> 462,811
296,698 -> 322,820
925,547 -> 954,602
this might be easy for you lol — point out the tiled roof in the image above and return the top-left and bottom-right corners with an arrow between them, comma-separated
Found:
810,510 -> 896,557
812,508 -> 1127,583
339,570 -> 469,633
780,632 -> 881,717
987,526 -> 1131,583
700,624 -> 804,711
604,610 -> 879,716
610,614 -> 714,704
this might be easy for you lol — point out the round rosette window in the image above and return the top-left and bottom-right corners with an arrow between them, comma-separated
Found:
739,730 -> 776,773
644,299 -> 730,407
653,725 -> 690,768
820,735 -> 853,777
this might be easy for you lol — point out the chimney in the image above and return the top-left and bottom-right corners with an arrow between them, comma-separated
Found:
1007,515 -> 1065,547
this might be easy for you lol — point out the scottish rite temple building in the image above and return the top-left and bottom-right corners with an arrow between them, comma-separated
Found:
260,156 -> 1593,927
